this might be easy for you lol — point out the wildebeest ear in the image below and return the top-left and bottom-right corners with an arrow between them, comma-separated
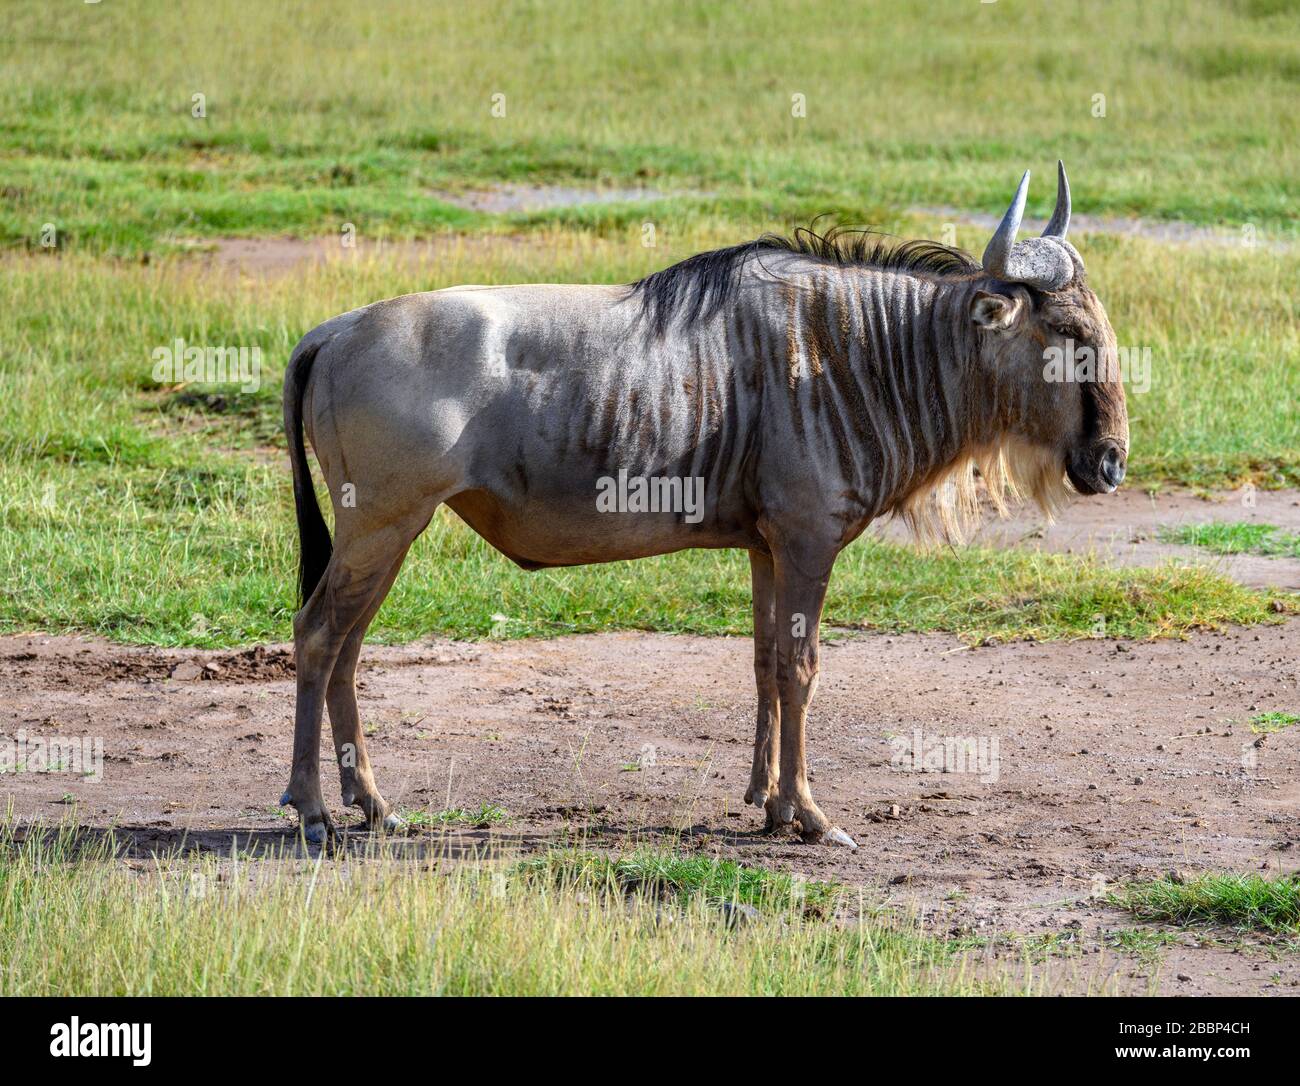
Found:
971,290 -> 1022,330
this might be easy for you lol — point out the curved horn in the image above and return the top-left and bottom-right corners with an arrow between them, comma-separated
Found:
982,170 -> 1030,275
1043,159 -> 1071,238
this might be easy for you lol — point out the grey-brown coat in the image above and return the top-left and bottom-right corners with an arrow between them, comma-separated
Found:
280,163 -> 1129,847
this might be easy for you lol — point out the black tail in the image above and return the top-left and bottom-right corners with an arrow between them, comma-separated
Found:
284,338 -> 332,606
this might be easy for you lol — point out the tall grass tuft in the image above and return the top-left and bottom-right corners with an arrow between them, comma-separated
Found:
0,824 -> 1027,996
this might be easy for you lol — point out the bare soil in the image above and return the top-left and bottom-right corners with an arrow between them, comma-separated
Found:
185,183 -> 699,280
877,485 -> 1300,591
911,205 -> 1297,250
429,183 -> 688,213
193,233 -> 546,281
3,619 -> 1297,995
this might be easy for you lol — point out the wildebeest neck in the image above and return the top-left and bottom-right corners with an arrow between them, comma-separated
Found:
727,262 -> 996,537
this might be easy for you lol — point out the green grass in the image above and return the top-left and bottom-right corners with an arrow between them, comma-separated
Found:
1107,927 -> 1185,968
2,0 -> 1297,256
0,248 -> 1293,648
1248,711 -> 1300,735
1,448 -> 1287,647
0,2 -> 1297,644
1160,521 -> 1300,558
516,848 -> 843,918
0,826 -> 1016,995
402,802 -> 510,828
1112,873 -> 1300,935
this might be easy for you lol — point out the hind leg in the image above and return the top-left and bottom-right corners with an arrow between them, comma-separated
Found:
282,525 -> 418,844
326,543 -> 411,831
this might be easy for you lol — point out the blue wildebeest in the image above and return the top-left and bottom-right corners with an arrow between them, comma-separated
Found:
281,163 -> 1128,847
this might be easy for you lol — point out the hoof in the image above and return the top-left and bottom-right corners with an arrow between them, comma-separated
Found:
382,813 -> 403,833
824,826 -> 858,851
302,820 -> 330,846
747,790 -> 768,810
800,825 -> 857,849
762,794 -> 787,834
279,790 -> 293,807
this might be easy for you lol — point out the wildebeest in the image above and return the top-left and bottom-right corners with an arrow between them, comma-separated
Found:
280,162 -> 1128,847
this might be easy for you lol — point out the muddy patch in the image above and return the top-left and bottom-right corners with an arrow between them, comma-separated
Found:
1,642 -> 295,686
2,625 -> 1297,994
0,639 -> 481,687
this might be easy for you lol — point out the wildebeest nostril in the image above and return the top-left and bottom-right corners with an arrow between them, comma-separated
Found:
1101,446 -> 1126,488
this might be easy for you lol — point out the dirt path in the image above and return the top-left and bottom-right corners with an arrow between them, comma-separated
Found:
192,233 -> 548,280
3,624 -> 1297,994
875,486 -> 1300,591
910,205 -> 1296,250
429,183 -> 693,213
173,184 -> 697,279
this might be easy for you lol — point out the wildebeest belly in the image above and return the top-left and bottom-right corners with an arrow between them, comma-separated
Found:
446,479 -> 759,569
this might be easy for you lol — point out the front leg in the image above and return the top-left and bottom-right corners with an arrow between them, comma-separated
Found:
745,548 -> 780,812
764,534 -> 857,849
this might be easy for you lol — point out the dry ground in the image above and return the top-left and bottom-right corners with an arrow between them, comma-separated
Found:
887,485 -> 1300,592
4,615 -> 1297,995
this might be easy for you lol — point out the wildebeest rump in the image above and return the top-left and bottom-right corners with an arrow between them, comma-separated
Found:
280,162 -> 1129,847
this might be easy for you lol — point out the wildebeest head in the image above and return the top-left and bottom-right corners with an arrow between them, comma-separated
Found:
969,163 -> 1129,502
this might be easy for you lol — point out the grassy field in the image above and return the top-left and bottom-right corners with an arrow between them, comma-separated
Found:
1,2 -> 1296,1001
0,825 -> 1025,996
2,0 -> 1297,253
1,236 -> 1294,647
0,3 -> 1297,653
0,3 -> 1295,539
7,823 -> 1296,995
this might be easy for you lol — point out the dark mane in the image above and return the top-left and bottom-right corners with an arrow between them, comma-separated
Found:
630,224 -> 980,333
